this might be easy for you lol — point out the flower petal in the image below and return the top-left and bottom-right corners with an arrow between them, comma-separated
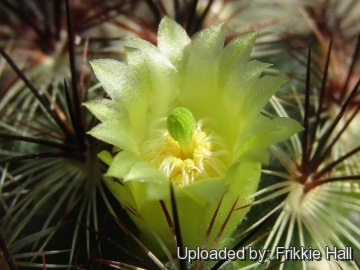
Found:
106,151 -> 167,183
235,146 -> 270,164
158,16 -> 191,71
87,119 -> 138,154
97,150 -> 113,166
90,59 -> 143,104
219,31 -> 257,88
124,47 -> 151,88
239,76 -> 287,122
83,99 -> 129,123
234,116 -> 304,162
91,58 -> 153,144
223,60 -> 272,119
179,23 -> 226,119
132,38 -> 180,120
105,151 -> 170,207
180,177 -> 228,206
221,60 -> 271,145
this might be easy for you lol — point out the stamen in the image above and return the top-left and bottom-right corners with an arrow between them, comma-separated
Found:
142,120 -> 231,187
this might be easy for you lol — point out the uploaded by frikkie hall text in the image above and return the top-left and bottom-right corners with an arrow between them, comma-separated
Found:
177,246 -> 354,263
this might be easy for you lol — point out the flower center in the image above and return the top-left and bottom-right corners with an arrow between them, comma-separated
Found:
142,115 -> 230,187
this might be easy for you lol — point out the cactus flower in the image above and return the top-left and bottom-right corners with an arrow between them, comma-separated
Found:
84,17 -> 302,256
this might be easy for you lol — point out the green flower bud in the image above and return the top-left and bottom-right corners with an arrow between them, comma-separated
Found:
167,107 -> 195,158
167,107 -> 195,142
